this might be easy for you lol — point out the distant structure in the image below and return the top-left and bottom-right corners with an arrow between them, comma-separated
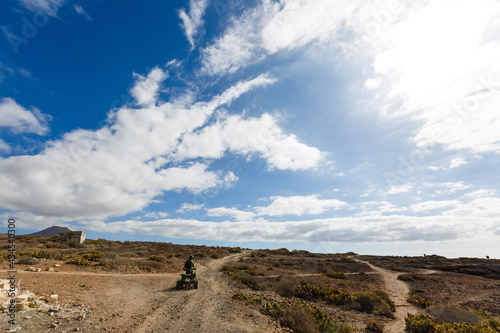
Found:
57,231 -> 86,244
486,255 -> 490,259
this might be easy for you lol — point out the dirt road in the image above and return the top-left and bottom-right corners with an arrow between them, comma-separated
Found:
357,260 -> 421,333
133,252 -> 280,333
1,253 -> 283,332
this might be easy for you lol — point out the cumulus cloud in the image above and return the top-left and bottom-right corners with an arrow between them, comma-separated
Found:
0,97 -> 50,135
0,68 -> 322,223
130,67 -> 167,106
178,0 -> 209,49
175,113 -> 324,170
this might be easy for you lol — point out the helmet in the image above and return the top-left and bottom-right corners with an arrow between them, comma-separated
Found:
189,255 -> 194,260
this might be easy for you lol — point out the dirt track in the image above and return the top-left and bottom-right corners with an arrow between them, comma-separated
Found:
1,253 -> 283,332
357,260 -> 421,333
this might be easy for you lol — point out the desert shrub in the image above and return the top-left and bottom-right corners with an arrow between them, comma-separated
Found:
121,251 -> 139,258
354,291 -> 395,318
194,252 -> 206,258
210,254 -> 220,259
16,256 -> 38,265
405,313 -> 500,333
228,247 -> 242,253
340,257 -> 356,263
279,303 -> 319,333
234,271 -> 262,290
366,319 -> 384,332
261,300 -> 352,333
103,252 -> 119,259
149,255 -> 167,262
45,241 -> 59,249
220,264 -> 234,272
428,305 -> 479,325
407,294 -> 434,308
274,275 -> 297,297
82,252 -> 102,262
327,272 -> 347,279
67,257 -> 91,266
68,240 -> 81,248
295,281 -> 354,305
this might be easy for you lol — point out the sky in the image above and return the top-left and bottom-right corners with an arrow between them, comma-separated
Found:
0,0 -> 499,258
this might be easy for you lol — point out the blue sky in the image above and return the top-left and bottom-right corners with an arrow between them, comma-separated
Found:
1,0 -> 499,257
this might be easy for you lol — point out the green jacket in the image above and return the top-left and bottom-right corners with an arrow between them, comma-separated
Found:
184,259 -> 195,271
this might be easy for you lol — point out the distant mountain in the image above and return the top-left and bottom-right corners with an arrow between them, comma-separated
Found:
28,226 -> 72,237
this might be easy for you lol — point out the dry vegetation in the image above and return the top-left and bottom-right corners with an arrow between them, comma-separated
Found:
0,233 -> 241,274
1,236 -> 500,332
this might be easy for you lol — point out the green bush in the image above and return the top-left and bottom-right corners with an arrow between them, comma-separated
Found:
261,300 -> 352,333
295,281 -> 354,305
407,294 -> 434,309
67,257 -> 91,266
354,291 -> 395,318
405,312 -> 500,333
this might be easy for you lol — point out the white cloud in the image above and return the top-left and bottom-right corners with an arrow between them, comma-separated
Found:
176,203 -> 204,213
19,0 -> 65,16
450,158 -> 467,169
143,211 -> 169,219
0,139 -> 11,153
0,97 -> 50,135
130,67 -> 167,106
0,67 -> 322,224
74,5 -> 91,20
178,0 -> 209,49
411,200 -> 459,213
255,195 -> 347,216
386,183 -> 413,194
201,0 -> 500,155
175,112 -> 324,170
206,207 -> 256,221
365,0 -> 500,153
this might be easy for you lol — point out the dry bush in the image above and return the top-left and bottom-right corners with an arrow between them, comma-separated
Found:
366,319 -> 384,332
428,305 -> 479,325
280,303 -> 319,333
354,291 -> 395,318
234,271 -> 263,291
17,256 -> 38,265
274,275 -> 297,297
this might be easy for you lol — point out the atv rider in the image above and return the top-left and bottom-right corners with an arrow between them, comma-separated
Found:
184,255 -> 196,273
182,255 -> 196,282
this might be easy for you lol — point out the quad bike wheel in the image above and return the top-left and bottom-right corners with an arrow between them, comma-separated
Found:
176,280 -> 183,290
193,280 -> 198,289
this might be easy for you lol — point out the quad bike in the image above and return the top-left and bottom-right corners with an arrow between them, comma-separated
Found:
176,268 -> 198,290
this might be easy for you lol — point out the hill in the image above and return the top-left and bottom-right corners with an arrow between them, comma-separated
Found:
28,225 -> 71,237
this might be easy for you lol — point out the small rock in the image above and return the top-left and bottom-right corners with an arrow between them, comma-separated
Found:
49,322 -> 58,329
